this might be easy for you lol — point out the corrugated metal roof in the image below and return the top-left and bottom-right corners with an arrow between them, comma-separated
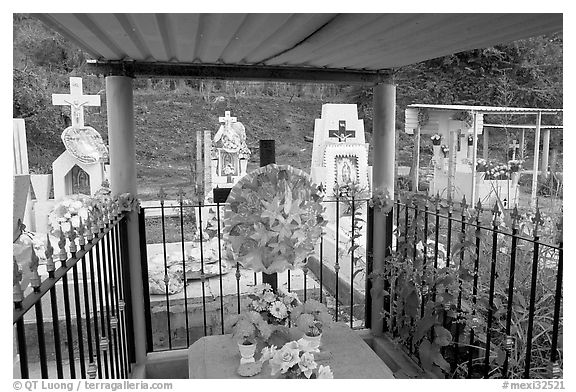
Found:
407,104 -> 563,114
33,13 -> 562,79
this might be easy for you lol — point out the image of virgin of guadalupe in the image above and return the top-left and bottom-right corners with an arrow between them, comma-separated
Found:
342,160 -> 351,184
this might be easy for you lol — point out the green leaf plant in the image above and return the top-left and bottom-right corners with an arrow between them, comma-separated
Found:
369,193 -> 562,379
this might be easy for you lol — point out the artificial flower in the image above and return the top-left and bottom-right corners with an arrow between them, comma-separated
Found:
269,341 -> 301,375
298,352 -> 317,378
269,301 -> 288,319
317,365 -> 334,379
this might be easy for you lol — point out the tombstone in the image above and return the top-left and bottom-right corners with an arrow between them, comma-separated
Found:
52,77 -> 108,200
310,104 -> 372,295
210,111 -> 251,192
310,104 -> 371,201
13,119 -> 33,230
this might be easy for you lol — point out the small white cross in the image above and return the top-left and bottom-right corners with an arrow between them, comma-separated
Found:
218,111 -> 237,129
52,77 -> 101,128
509,140 -> 520,160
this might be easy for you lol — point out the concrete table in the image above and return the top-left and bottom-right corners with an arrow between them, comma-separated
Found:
188,323 -> 395,379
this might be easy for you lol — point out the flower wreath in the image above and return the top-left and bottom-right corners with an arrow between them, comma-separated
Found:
223,164 -> 326,274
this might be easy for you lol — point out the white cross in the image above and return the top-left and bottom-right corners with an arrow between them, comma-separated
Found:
218,111 -> 237,130
509,140 -> 520,160
52,77 -> 101,128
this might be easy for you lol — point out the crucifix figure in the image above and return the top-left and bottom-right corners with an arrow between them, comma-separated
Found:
219,111 -> 237,130
329,120 -> 356,142
509,140 -> 520,160
52,77 -> 101,128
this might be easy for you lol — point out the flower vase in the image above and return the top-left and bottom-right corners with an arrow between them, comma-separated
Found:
301,333 -> 322,352
238,342 -> 256,364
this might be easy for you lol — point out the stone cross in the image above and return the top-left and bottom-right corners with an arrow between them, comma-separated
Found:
328,120 -> 356,142
509,140 -> 519,160
52,77 -> 101,128
219,111 -> 237,130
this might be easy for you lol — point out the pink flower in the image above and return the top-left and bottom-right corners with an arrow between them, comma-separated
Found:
269,341 -> 301,375
298,352 -> 317,378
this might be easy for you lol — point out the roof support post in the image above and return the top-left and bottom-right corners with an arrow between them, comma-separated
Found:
520,128 -> 526,160
530,111 -> 542,208
541,128 -> 551,178
370,81 -> 395,336
411,126 -> 420,192
483,125 -> 489,160
471,113 -> 479,204
106,75 -> 146,370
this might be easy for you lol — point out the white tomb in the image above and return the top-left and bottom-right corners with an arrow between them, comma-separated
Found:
311,104 -> 372,199
310,104 -> 372,292
210,111 -> 250,191
405,107 -> 519,206
52,77 -> 109,200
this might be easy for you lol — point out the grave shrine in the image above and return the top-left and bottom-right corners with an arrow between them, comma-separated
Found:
405,107 -> 519,206
51,77 -> 109,200
210,111 -> 251,192
310,104 -> 371,199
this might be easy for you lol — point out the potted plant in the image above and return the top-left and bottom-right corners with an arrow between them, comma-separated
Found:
228,311 -> 272,363
291,299 -> 333,351
430,133 -> 442,146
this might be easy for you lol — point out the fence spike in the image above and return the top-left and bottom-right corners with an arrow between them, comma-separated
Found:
13,258 -> 23,305
177,188 -> 186,204
68,227 -> 77,255
85,213 -> 94,241
532,201 -> 544,237
460,195 -> 468,211
77,217 -> 85,248
45,233 -> 55,273
475,199 -> 483,213
511,206 -> 521,228
158,187 -> 167,204
58,227 -> 67,262
29,244 -> 41,289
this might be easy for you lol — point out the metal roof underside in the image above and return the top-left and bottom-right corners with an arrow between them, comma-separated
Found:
33,13 -> 562,83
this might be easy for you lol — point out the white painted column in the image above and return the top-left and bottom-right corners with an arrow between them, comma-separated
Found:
530,112 -> 542,208
483,126 -> 489,160
411,126 -> 420,192
470,113 -> 479,204
371,82 -> 395,336
106,76 -> 146,367
541,128 -> 551,178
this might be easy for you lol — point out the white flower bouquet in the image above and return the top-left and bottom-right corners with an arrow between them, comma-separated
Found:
48,194 -> 92,236
260,341 -> 333,379
247,283 -> 300,326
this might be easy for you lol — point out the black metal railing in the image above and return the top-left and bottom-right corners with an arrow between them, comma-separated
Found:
386,194 -> 563,379
139,190 -> 369,352
13,209 -> 134,379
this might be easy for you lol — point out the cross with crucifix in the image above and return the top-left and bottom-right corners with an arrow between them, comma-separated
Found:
52,77 -> 101,128
329,120 -> 356,142
219,111 -> 237,130
509,140 -> 520,160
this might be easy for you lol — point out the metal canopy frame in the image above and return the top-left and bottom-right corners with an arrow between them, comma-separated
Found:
86,60 -> 388,85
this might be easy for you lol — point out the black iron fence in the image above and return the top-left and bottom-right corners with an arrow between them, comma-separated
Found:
139,194 -> 370,353
13,211 -> 134,379
385,194 -> 563,379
